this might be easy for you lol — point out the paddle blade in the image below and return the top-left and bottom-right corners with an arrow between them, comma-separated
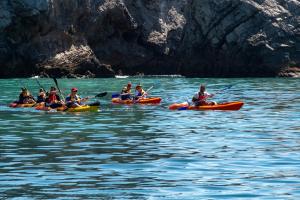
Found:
88,101 -> 100,106
95,92 -> 107,97
112,93 -> 120,98
178,107 -> 188,111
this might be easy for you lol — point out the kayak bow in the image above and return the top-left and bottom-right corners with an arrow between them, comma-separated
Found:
9,103 -> 36,108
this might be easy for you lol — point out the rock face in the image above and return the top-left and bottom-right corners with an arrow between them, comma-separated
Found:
0,0 -> 299,78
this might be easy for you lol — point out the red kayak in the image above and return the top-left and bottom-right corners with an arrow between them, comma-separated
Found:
9,103 -> 36,108
169,101 -> 244,111
112,97 -> 162,104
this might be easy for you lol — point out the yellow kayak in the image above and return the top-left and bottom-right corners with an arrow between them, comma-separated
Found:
36,102 -> 100,112
57,105 -> 99,112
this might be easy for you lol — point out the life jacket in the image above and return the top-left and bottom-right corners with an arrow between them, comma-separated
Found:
136,89 -> 145,97
195,92 -> 210,101
48,94 -> 57,103
121,88 -> 131,94
19,94 -> 34,103
198,92 -> 206,101
66,94 -> 80,102
37,95 -> 45,103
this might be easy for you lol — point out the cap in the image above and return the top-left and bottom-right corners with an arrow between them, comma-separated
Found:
71,88 -> 78,92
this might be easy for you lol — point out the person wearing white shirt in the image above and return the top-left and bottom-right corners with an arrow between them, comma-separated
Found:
192,85 -> 215,106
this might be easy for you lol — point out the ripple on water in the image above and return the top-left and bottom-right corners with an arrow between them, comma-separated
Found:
0,78 -> 300,199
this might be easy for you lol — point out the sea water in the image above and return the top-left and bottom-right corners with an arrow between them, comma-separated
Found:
0,77 -> 299,199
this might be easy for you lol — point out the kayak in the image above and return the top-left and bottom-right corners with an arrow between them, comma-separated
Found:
169,101 -> 244,111
57,105 -> 99,112
9,103 -> 36,108
112,97 -> 162,104
35,102 -> 100,112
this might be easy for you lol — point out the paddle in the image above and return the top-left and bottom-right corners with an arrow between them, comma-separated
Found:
133,85 -> 153,103
144,86 -> 153,96
88,101 -> 100,106
81,92 -> 108,100
33,77 -> 46,92
53,77 -> 65,100
215,85 -> 233,94
95,92 -> 107,98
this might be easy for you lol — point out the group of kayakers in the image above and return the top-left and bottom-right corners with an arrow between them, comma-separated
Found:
13,82 -> 216,108
15,87 -> 87,108
118,82 -> 215,105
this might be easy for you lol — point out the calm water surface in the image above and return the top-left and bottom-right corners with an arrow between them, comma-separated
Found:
0,78 -> 299,199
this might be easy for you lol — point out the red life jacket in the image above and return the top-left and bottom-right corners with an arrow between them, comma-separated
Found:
198,92 -> 207,101
195,92 -> 212,102
48,94 -> 57,103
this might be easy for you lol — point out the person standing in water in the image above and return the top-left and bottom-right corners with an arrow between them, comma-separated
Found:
192,84 -> 215,106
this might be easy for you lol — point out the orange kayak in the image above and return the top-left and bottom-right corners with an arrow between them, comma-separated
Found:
169,101 -> 244,111
112,97 -> 162,104
35,105 -> 51,111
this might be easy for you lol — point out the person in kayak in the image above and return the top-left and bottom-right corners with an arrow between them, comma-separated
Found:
17,88 -> 36,104
135,84 -> 147,100
36,88 -> 46,103
120,82 -> 132,100
65,88 -> 88,108
192,84 -> 215,106
45,86 -> 64,108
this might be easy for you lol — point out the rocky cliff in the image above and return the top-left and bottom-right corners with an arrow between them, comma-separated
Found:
0,0 -> 299,78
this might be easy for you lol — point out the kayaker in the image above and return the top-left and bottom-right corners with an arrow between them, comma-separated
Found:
120,82 -> 132,100
45,86 -> 63,108
36,88 -> 46,103
192,84 -> 215,106
17,88 -> 36,104
135,84 -> 147,100
65,88 -> 87,108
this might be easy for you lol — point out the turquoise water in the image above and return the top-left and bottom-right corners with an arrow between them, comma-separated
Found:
0,78 -> 299,199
